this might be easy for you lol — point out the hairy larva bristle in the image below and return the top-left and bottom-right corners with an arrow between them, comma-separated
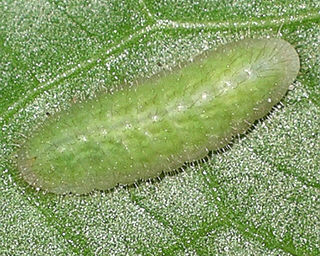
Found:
17,38 -> 300,194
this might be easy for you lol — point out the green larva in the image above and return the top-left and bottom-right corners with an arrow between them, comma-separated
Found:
17,38 -> 300,194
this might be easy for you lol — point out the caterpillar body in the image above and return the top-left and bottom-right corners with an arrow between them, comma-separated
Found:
17,38 -> 300,194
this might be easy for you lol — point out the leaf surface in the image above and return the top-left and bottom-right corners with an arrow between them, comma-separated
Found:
0,0 -> 319,255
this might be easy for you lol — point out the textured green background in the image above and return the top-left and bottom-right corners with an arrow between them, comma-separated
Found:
0,0 -> 319,255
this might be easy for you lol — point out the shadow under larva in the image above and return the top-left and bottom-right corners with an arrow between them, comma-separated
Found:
15,38 -> 300,195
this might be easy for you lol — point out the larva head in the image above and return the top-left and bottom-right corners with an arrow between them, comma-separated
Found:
17,38 -> 300,194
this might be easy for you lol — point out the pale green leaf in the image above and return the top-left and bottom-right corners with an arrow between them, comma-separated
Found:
0,0 -> 319,255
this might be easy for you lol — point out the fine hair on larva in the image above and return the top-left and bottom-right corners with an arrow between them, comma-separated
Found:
15,38 -> 300,194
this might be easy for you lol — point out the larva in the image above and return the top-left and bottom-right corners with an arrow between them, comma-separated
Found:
17,38 -> 300,194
